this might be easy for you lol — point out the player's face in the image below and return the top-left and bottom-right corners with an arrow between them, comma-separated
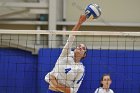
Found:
74,44 -> 87,59
101,76 -> 112,89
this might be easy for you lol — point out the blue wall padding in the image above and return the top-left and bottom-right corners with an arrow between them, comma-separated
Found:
38,48 -> 61,93
0,48 -> 38,93
0,48 -> 140,93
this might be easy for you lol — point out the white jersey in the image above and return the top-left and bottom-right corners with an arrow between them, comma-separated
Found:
45,35 -> 85,93
94,87 -> 114,93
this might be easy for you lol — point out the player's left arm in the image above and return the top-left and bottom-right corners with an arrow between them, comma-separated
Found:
71,69 -> 85,93
71,14 -> 86,31
59,14 -> 86,58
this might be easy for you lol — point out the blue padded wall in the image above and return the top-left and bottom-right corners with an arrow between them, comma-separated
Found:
39,48 -> 140,93
0,48 -> 38,93
38,48 -> 61,93
0,48 -> 140,93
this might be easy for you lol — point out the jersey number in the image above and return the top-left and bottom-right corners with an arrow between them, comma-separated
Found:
65,68 -> 71,74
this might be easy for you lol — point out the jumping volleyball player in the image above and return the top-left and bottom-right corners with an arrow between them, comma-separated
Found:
45,3 -> 101,93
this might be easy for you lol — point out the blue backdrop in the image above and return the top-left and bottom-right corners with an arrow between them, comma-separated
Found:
0,48 -> 38,93
0,48 -> 140,93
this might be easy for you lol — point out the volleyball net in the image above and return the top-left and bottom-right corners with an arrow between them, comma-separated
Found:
0,30 -> 140,93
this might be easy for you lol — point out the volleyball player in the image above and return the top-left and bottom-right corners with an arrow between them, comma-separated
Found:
94,74 -> 114,93
45,14 -> 87,93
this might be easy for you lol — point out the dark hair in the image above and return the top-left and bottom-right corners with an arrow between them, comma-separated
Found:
100,74 -> 111,87
81,49 -> 87,60
81,44 -> 88,60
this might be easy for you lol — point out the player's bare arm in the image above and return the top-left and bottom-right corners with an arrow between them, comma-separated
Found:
72,14 -> 86,31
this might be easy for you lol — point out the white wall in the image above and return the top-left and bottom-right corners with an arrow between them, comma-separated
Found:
66,0 -> 140,23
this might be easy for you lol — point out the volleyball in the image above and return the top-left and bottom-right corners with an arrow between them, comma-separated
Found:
85,3 -> 101,19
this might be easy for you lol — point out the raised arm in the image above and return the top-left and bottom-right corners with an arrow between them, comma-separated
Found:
72,14 -> 86,31
59,14 -> 87,57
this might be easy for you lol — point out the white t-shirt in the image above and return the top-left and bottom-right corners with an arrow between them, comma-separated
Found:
94,87 -> 114,93
45,35 -> 85,93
